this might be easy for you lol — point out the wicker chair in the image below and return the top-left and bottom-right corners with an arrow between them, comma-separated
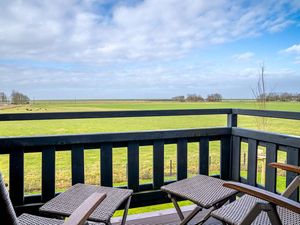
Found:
0,173 -> 106,225
161,175 -> 238,225
211,163 -> 300,225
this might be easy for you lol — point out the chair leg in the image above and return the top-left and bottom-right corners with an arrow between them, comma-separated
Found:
194,207 -> 215,225
168,194 -> 237,225
168,193 -> 205,225
240,203 -> 264,225
120,196 -> 132,225
168,194 -> 185,221
282,175 -> 300,198
195,196 -> 236,225
266,204 -> 282,225
179,206 -> 202,225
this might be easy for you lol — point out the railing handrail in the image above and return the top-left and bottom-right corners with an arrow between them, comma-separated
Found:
0,108 -> 232,121
0,127 -> 230,152
232,108 -> 300,120
1,108 -> 300,122
232,127 -> 300,149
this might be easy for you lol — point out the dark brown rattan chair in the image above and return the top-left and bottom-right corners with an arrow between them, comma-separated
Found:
211,163 -> 300,225
0,173 -> 106,225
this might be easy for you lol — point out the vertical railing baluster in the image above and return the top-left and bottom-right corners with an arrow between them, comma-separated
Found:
231,136 -> 241,181
199,137 -> 209,175
286,147 -> 299,201
101,143 -> 113,187
221,136 -> 231,180
265,143 -> 277,192
177,138 -> 188,180
153,140 -> 164,189
128,141 -> 139,192
247,139 -> 258,186
42,146 -> 55,202
71,144 -> 84,185
9,148 -> 24,205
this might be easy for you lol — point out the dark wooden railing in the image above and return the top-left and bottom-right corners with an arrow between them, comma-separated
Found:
0,108 -> 300,214
231,128 -> 300,201
230,109 -> 300,201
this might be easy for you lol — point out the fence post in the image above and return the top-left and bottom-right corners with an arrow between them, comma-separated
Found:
227,111 -> 238,180
227,111 -> 238,128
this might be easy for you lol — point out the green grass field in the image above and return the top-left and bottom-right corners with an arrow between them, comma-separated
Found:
0,100 -> 299,215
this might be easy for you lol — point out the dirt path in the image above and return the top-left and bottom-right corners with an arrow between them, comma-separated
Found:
0,104 -> 18,110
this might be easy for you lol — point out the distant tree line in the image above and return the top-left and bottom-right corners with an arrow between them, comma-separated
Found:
172,93 -> 222,102
0,90 -> 30,104
0,92 -> 8,103
257,92 -> 300,102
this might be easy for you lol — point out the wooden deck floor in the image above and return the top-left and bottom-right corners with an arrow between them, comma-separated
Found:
112,205 -> 222,225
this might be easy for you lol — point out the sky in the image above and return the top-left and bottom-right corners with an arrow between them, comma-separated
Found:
0,0 -> 300,100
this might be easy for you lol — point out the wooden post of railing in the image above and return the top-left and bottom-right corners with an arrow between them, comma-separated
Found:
72,144 -> 85,185
128,141 -> 139,192
227,111 -> 238,180
265,143 -> 277,192
177,138 -> 188,180
221,136 -> 231,180
153,140 -> 164,189
247,139 -> 258,186
231,136 -> 241,181
42,146 -> 56,202
101,143 -> 113,187
286,147 -> 299,201
199,137 -> 209,175
227,111 -> 237,128
9,148 -> 24,205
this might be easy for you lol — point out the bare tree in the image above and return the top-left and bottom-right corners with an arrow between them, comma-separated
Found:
11,90 -> 30,105
186,94 -> 204,102
172,96 -> 185,102
265,92 -> 300,102
0,92 -> 8,103
206,93 -> 222,102
252,64 -> 268,130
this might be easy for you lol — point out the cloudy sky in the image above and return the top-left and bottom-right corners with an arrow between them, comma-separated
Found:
0,0 -> 300,99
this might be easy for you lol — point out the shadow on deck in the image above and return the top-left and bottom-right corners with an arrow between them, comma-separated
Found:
112,206 -> 222,225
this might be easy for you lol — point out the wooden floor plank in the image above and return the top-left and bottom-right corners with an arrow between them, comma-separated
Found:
112,207 -> 222,225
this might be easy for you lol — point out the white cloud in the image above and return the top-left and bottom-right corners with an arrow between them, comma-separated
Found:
282,44 -> 300,54
1,58 -> 298,99
233,52 -> 255,61
280,44 -> 300,64
1,0 -> 300,99
0,0 -> 299,64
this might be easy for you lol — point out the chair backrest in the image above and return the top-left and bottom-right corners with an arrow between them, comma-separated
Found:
0,173 -> 19,225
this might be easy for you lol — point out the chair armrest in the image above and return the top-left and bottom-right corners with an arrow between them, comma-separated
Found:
269,162 -> 300,174
63,193 -> 106,225
223,182 -> 300,214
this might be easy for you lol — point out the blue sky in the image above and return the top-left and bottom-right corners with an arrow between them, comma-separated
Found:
0,0 -> 300,99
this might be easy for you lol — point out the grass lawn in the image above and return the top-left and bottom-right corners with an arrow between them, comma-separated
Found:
0,100 -> 299,215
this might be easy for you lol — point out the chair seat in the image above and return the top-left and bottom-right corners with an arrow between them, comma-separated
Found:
18,214 -> 64,225
18,213 -> 104,225
161,175 -> 238,208
211,195 -> 300,225
40,183 -> 133,223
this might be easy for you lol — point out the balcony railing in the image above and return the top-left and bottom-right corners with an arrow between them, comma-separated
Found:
0,108 -> 299,215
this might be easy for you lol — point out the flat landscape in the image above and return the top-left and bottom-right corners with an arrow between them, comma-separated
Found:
1,100 -> 300,215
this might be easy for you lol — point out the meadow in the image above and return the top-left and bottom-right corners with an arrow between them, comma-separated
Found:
0,100 -> 300,215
